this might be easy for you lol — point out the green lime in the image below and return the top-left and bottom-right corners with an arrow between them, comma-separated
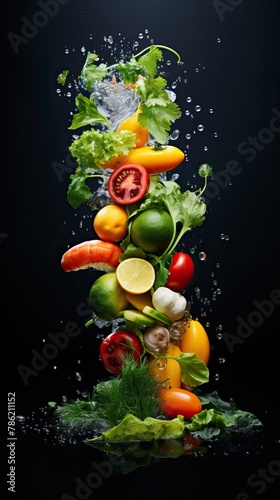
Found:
89,272 -> 129,321
130,207 -> 173,254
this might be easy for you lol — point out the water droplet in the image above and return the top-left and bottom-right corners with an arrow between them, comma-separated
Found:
204,146 -> 208,151
81,46 -> 86,54
216,332 -> 223,340
16,415 -> 26,423
198,251 -> 207,261
217,38 -> 221,43
186,96 -> 192,103
64,47 -> 69,54
214,132 -> 218,138
216,288 -> 222,295
216,262 -> 220,268
213,373 -> 220,380
155,358 -> 167,370
138,33 -> 144,39
170,129 -> 180,140
75,372 -> 82,381
197,124 -> 204,132
209,108 -> 214,114
195,105 -> 201,112
220,233 -> 225,240
218,357 -> 226,364
186,133 -> 191,140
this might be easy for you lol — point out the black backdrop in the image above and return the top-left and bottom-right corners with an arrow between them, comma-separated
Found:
3,1 -> 280,499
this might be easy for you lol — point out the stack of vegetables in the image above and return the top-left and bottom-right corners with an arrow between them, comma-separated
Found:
54,45 -> 263,445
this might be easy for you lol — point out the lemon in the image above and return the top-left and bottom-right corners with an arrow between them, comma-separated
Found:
130,207 -> 173,254
93,203 -> 128,243
88,272 -> 129,321
116,257 -> 155,294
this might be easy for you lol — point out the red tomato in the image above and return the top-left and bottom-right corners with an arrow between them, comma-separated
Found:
99,329 -> 143,374
165,252 -> 195,291
160,387 -> 202,420
107,163 -> 150,204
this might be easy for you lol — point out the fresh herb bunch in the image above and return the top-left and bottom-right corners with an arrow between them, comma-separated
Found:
53,356 -> 162,429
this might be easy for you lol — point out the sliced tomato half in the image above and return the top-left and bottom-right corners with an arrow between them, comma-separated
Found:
107,163 -> 150,204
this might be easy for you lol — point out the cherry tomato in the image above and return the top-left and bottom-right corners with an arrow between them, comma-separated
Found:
160,387 -> 202,420
179,319 -> 210,366
100,329 -> 143,374
107,163 -> 150,204
165,252 -> 195,291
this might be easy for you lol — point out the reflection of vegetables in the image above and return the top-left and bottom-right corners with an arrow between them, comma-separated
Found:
165,252 -> 195,291
101,144 -> 185,174
60,239 -> 122,272
99,330 -> 144,374
160,387 -> 202,420
107,163 -> 150,204
152,286 -> 187,321
143,326 -> 170,352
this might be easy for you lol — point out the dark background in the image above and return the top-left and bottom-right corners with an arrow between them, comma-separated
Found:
2,1 -> 280,499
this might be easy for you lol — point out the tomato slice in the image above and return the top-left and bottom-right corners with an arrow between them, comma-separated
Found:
107,163 -> 150,204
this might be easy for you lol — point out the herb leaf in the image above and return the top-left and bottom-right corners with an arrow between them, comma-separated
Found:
79,52 -> 108,92
57,69 -> 69,86
68,94 -> 112,130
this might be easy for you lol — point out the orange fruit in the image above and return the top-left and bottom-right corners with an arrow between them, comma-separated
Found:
116,257 -> 155,294
93,204 -> 128,243
130,207 -> 173,254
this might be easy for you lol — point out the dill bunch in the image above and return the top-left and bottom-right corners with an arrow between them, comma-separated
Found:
92,355 -> 161,427
53,356 -> 161,430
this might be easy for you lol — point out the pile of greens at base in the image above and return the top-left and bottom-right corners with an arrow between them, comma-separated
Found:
50,358 -> 263,442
